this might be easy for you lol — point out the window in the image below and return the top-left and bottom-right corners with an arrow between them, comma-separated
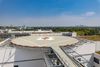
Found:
14,65 -> 18,67
94,57 -> 99,64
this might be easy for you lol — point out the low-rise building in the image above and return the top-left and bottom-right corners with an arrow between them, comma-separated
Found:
62,32 -> 77,37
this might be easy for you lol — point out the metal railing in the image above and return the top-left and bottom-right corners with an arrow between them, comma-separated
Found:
0,38 -> 11,47
62,37 -> 95,67
44,49 -> 64,67
60,47 -> 83,67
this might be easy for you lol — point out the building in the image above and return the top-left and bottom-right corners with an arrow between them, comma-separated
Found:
62,32 -> 77,37
0,29 -> 6,34
0,31 -> 98,67
8,29 -> 53,34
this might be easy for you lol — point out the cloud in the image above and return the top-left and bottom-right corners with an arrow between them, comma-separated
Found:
83,11 -> 96,17
0,14 -> 100,26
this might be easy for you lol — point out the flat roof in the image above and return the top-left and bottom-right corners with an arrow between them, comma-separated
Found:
11,34 -> 78,47
11,34 -> 79,67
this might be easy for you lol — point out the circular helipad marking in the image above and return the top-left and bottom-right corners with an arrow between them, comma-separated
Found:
37,36 -> 54,40
11,34 -> 78,47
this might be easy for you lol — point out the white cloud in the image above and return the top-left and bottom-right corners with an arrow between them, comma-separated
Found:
0,14 -> 100,26
83,11 -> 96,17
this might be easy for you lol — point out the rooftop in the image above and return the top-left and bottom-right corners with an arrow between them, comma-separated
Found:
11,33 -> 79,67
11,33 -> 78,47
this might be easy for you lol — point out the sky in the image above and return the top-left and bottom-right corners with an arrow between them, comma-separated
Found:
0,0 -> 100,26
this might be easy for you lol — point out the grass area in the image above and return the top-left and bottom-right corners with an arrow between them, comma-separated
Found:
79,35 -> 100,41
96,51 -> 100,54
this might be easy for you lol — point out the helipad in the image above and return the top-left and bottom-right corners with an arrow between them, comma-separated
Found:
11,34 -> 78,47
11,34 -> 79,67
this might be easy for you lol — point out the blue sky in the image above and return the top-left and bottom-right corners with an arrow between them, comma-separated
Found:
0,0 -> 100,26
